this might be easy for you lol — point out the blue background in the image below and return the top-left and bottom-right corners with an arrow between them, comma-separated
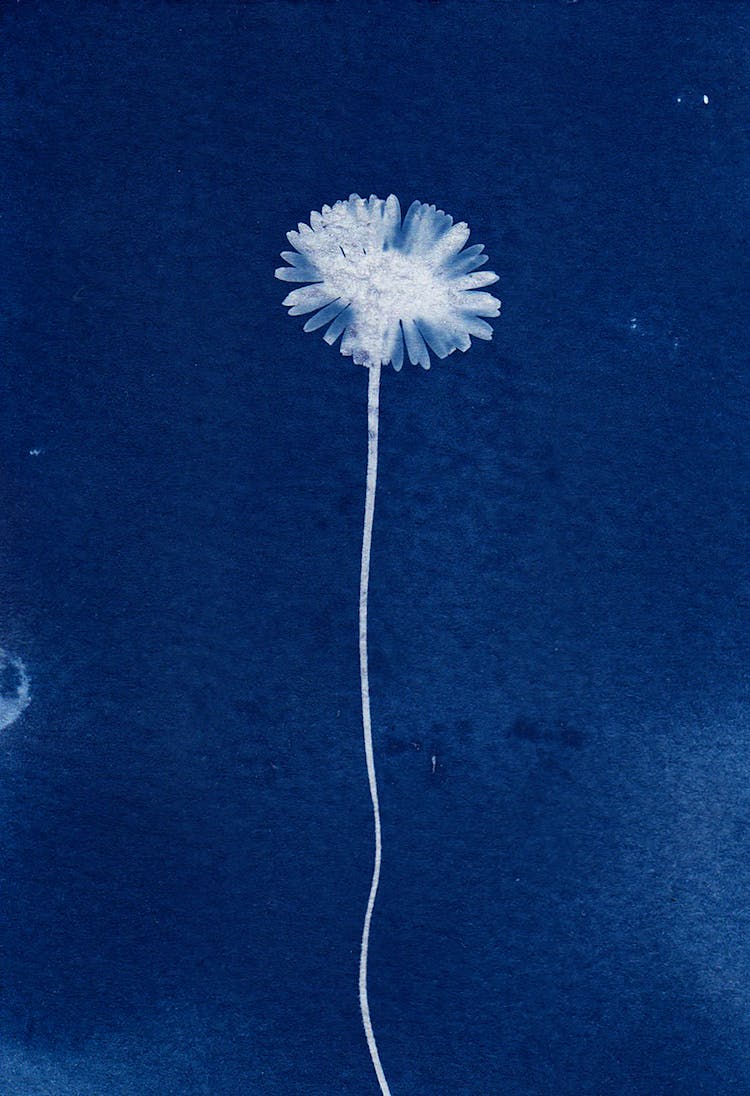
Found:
2,2 -> 749,1092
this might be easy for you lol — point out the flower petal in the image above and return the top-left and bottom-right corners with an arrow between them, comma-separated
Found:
286,229 -> 316,257
416,318 -> 464,360
275,266 -> 322,283
428,222 -> 471,265
400,201 -> 454,257
462,291 -> 501,317
464,317 -> 494,340
340,323 -> 359,358
387,322 -> 404,371
275,251 -> 321,281
303,298 -> 349,332
454,270 -> 499,290
280,250 -> 311,267
445,244 -> 487,275
283,284 -> 339,315
402,317 -> 431,369
380,194 -> 402,250
323,305 -> 355,346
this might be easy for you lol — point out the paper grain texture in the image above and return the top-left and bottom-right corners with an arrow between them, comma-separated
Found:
1,3 -> 749,1093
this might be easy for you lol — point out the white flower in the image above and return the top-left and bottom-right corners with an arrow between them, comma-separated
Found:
275,193 -> 501,370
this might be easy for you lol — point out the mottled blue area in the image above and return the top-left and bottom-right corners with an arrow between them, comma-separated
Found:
1,2 -> 749,1093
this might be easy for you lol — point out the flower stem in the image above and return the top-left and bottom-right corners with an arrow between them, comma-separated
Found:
358,362 -> 391,1095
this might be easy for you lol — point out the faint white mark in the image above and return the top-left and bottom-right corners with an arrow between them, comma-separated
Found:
28,448 -> 42,457
0,649 -> 31,730
676,96 -> 682,103
431,754 -> 436,774
703,94 -> 710,105
629,317 -> 638,331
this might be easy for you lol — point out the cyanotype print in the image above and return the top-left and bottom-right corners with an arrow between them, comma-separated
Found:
2,2 -> 749,1094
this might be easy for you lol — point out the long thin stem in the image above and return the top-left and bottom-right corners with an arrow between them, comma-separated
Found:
358,362 -> 391,1096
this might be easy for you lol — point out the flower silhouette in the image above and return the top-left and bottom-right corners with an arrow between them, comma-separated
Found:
276,193 -> 500,370
276,195 -> 500,1096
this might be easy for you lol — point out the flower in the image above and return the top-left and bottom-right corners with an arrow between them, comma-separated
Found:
275,194 -> 501,370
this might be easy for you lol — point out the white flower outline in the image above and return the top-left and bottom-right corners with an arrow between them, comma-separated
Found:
275,193 -> 501,370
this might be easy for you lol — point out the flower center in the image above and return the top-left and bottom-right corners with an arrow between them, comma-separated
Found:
324,248 -> 442,322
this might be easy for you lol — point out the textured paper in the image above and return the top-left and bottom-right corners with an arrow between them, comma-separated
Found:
1,3 -> 749,1093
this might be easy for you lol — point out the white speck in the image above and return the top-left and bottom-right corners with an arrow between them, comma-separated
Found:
703,94 -> 709,105
676,96 -> 682,103
431,754 -> 436,774
28,448 -> 42,456
629,317 -> 638,331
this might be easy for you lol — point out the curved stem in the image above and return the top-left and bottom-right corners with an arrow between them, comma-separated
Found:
358,363 -> 391,1095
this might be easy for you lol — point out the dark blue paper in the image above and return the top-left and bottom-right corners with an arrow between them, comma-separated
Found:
1,2 -> 749,1092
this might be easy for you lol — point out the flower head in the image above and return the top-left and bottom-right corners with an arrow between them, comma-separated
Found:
275,194 -> 501,370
